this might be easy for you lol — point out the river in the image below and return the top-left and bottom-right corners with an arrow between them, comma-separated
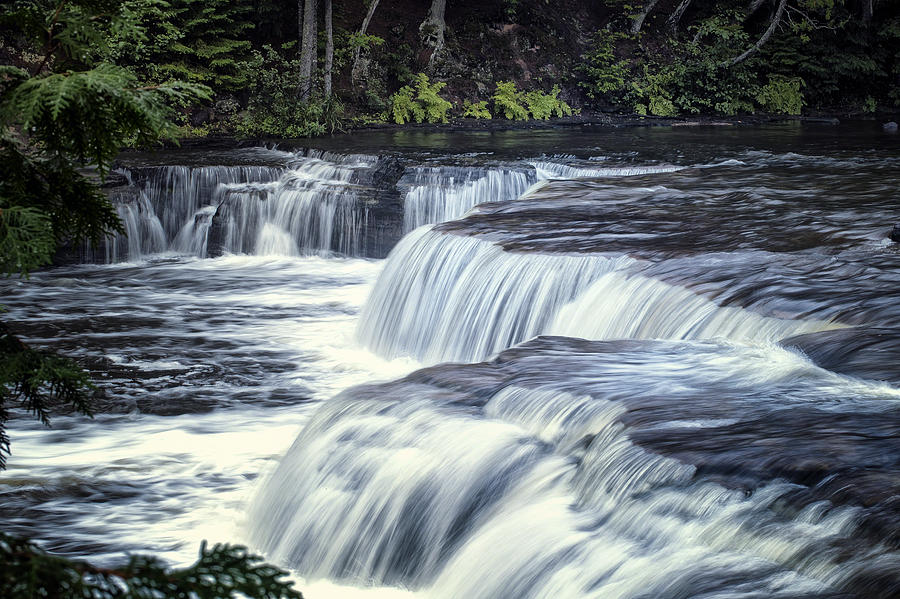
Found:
1,123 -> 898,598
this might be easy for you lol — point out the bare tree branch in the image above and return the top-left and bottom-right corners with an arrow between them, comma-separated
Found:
351,0 -> 381,86
723,0 -> 787,67
630,0 -> 661,34
666,0 -> 693,35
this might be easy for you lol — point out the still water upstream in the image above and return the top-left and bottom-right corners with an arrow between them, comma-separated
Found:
1,124 -> 898,598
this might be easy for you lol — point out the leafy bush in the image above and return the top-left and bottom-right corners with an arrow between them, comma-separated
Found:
492,81 -> 574,120
578,30 -> 631,102
462,99 -> 492,119
389,73 -> 452,124
235,45 -> 343,138
492,80 -> 529,120
524,85 -> 574,119
756,75 -> 804,115
628,65 -> 679,116
390,85 -> 423,124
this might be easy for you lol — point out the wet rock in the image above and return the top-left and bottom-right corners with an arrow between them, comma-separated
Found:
891,223 -> 900,242
883,121 -> 898,132
781,327 -> 900,385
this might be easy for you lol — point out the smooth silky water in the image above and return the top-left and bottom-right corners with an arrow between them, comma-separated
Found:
2,124 -> 898,598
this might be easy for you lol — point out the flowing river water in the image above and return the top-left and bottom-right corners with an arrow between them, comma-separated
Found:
1,124 -> 899,598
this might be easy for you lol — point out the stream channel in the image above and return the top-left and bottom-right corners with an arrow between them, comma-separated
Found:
1,124 -> 899,598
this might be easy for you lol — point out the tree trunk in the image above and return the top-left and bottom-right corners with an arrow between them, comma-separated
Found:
298,0 -> 317,100
351,0 -> 381,86
630,0 -> 661,35
748,0 -> 767,16
861,0 -> 873,26
666,0 -> 693,36
419,0 -> 447,65
724,0 -> 787,67
297,0 -> 304,57
324,0 -> 333,97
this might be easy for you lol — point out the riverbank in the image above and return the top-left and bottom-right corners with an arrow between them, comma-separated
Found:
161,110 -> 898,155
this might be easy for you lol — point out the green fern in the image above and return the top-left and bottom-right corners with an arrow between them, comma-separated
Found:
389,74 -> 451,124
492,80 -> 529,120
462,99 -> 491,119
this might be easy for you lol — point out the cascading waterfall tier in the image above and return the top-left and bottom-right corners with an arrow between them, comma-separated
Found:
357,227 -> 633,363
102,151 -> 387,261
250,336 -> 898,597
402,160 -> 687,231
401,166 -> 536,231
212,154 -> 375,257
357,227 -> 838,364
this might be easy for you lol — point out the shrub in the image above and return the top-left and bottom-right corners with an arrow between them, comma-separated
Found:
462,99 -> 491,119
524,85 -> 574,119
235,45 -> 343,138
756,75 -> 804,115
389,73 -> 452,124
578,30 -> 631,102
492,80 -> 529,120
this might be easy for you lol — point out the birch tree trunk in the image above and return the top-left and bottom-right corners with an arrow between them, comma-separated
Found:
630,0 -> 661,35
324,0 -> 333,97
298,0 -> 317,100
351,0 -> 381,86
724,0 -> 787,67
665,0 -> 693,35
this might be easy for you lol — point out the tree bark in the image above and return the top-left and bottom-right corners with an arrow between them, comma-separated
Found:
724,0 -> 787,67
748,0 -> 767,16
324,0 -> 333,97
298,0 -> 307,60
298,0 -> 317,100
420,0 -> 447,65
861,0 -> 873,26
630,0 -> 661,35
666,0 -> 693,35
351,0 -> 380,86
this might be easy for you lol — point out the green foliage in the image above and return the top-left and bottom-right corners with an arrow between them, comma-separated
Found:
1,0 -> 154,70
2,64 -> 209,170
756,75 -> 804,115
0,321 -> 93,469
389,73 -> 452,124
332,30 -> 385,72
492,81 -> 574,120
0,0 -> 203,470
492,80 -> 529,120
117,0 -> 255,92
390,85 -> 423,124
628,64 -> 678,116
578,30 -> 631,102
0,533 -> 303,598
462,99 -> 492,119
235,45 -> 343,138
524,85 -> 574,119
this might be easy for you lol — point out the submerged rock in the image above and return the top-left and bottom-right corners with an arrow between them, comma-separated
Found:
883,121 -> 898,132
780,327 -> 900,385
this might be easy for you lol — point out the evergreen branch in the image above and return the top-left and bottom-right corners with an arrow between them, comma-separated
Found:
0,533 -> 304,599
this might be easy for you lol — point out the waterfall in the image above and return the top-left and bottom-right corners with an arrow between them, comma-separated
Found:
402,167 -> 536,231
357,228 -> 837,364
104,192 -> 168,263
401,161 -> 686,232
102,152 -> 380,261
357,227 -> 632,363
214,159 -> 371,257
530,161 -> 685,180
250,380 -> 863,597
549,270 -> 835,343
